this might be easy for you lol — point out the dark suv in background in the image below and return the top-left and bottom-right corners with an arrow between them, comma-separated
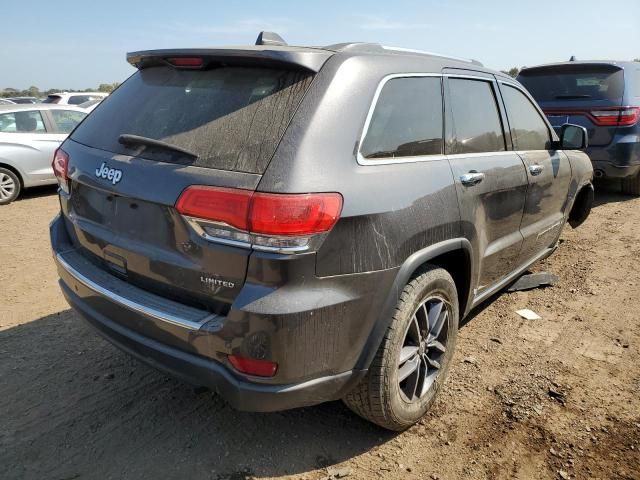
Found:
51,33 -> 594,430
518,60 -> 640,194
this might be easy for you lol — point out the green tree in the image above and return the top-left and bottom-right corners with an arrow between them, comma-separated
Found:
635,58 -> 640,62
26,86 -> 40,97
97,82 -> 120,93
1,87 -> 19,97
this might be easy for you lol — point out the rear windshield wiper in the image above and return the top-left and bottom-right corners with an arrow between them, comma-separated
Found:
118,134 -> 198,159
554,94 -> 591,99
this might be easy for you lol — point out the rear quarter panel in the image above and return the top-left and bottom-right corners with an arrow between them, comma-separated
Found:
0,134 -> 60,186
258,54 -> 462,276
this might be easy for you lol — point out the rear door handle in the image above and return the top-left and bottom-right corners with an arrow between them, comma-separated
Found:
460,171 -> 485,186
529,164 -> 544,176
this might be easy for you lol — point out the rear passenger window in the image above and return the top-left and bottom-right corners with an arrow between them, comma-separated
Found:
448,78 -> 505,154
501,85 -> 551,151
360,77 -> 443,160
51,110 -> 87,134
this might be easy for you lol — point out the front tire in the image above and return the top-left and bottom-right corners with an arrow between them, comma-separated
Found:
343,266 -> 459,430
621,171 -> 640,196
0,168 -> 20,205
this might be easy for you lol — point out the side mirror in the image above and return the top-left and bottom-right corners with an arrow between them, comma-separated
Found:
560,124 -> 588,150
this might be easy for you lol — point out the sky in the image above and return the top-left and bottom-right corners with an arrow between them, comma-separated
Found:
2,0 -> 639,90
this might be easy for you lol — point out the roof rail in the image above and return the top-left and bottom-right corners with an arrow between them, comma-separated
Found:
381,46 -> 483,66
323,42 -> 382,52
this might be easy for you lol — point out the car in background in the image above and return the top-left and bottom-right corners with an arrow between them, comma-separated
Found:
0,99 -> 16,105
78,98 -> 103,112
43,92 -> 108,106
0,105 -> 87,204
6,97 -> 40,104
517,60 -> 640,195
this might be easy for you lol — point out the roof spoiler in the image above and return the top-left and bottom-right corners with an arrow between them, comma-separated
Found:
126,46 -> 331,73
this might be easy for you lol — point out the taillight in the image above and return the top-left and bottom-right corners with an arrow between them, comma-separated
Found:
591,107 -> 640,126
228,355 -> 278,377
176,187 -> 251,231
175,186 -> 343,253
52,148 -> 69,193
250,192 -> 343,236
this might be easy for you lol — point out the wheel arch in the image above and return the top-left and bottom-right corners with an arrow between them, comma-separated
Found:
568,182 -> 594,228
353,238 -> 475,372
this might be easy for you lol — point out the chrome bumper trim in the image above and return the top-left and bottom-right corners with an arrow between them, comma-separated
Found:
56,252 -> 216,331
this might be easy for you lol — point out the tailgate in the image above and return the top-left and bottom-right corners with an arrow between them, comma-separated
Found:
56,61 -> 316,313
61,140 -> 260,312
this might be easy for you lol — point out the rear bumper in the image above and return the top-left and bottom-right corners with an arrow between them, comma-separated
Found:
587,137 -> 640,178
58,278 -> 362,411
50,214 -> 388,411
591,161 -> 640,179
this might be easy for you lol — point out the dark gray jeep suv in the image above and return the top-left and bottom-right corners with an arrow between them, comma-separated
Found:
50,33 -> 594,430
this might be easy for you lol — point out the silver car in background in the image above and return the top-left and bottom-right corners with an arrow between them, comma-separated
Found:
42,91 -> 108,105
0,104 -> 86,204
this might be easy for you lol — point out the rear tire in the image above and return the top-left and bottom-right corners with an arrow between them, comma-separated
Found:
621,172 -> 640,196
0,168 -> 20,205
343,266 -> 459,431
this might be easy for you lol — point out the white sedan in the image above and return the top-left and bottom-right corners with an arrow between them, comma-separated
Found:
0,104 -> 87,204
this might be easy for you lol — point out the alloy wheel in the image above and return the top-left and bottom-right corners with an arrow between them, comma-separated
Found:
0,173 -> 16,201
397,295 -> 449,402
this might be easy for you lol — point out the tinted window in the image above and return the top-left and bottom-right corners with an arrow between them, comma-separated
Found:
517,65 -> 624,102
0,110 -> 46,133
43,95 -> 61,104
51,110 -> 86,133
360,77 -> 443,159
448,79 -> 505,154
71,66 -> 314,174
9,98 -> 37,104
502,85 -> 551,150
68,95 -> 95,105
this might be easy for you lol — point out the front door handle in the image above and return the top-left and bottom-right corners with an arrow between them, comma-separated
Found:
529,164 -> 544,176
460,171 -> 485,186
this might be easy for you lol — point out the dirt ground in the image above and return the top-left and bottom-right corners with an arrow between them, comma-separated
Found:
1,184 -> 639,480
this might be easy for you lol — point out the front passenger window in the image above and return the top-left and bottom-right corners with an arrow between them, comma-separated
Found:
501,85 -> 551,151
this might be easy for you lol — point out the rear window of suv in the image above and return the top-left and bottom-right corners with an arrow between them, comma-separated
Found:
518,65 -> 624,102
43,95 -> 62,104
70,66 -> 314,174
